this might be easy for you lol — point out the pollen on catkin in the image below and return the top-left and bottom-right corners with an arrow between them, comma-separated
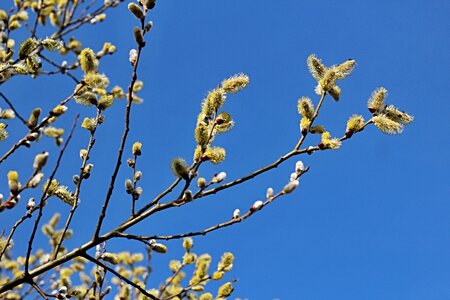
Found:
221,73 -> 249,94
372,115 -> 404,134
217,282 -> 234,298
98,94 -> 114,110
297,97 -> 314,119
319,69 -> 337,92
307,54 -> 326,81
42,179 -> 59,195
41,38 -> 63,51
368,87 -> 387,113
0,123 -> 8,141
217,252 -> 234,272
74,91 -> 98,106
78,48 -> 98,74
206,88 -> 226,112
384,105 -> 414,125
83,73 -> 109,88
300,117 -> 312,134
204,147 -> 226,164
346,115 -> 365,135
193,145 -> 203,162
309,125 -> 326,134
321,132 -> 342,149
199,293 -> 213,300
81,118 -> 96,131
333,59 -> 356,79
18,38 -> 36,59
194,124 -> 210,147
54,186 -> 77,206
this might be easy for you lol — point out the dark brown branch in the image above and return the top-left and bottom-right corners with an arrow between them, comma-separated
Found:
29,280 -> 49,300
39,54 -> 80,84
52,109 -> 101,259
30,0 -> 43,38
25,114 -> 79,273
0,92 -> 28,126
0,85 -> 84,164
0,208 -> 37,261
93,22 -> 146,239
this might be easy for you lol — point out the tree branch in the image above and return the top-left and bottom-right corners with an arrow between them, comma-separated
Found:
24,114 -> 79,273
82,253 -> 157,300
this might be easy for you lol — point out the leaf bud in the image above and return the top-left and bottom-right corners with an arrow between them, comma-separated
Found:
183,237 -> 193,251
133,27 -> 145,47
33,151 -> 49,171
26,197 -> 35,210
282,180 -> 299,194
182,190 -> 193,202
295,160 -> 306,173
197,177 -> 206,189
212,171 -> 226,183
128,3 -> 145,20
250,200 -> 263,212
125,179 -> 133,194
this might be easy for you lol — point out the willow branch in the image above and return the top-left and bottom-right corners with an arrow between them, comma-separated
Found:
0,85 -> 84,164
52,109 -> 101,260
24,114 -> 79,273
0,92 -> 28,126
39,54 -> 80,84
93,18 -> 146,239
159,264 -> 186,298
0,168 -> 39,212
29,280 -> 49,300
82,253 -> 157,300
0,208 -> 37,260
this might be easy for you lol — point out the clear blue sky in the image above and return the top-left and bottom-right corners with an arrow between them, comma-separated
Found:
1,1 -> 449,299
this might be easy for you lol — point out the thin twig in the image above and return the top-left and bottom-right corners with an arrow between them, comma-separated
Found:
82,253 -> 157,300
0,92 -> 28,126
0,208 -> 36,260
131,154 -> 138,216
0,85 -> 84,164
93,20 -> 146,239
30,0 -> 43,38
0,168 -> 39,212
29,280 -> 49,300
24,114 -> 79,273
52,109 -> 101,260
158,264 -> 185,297
0,119 -> 373,293
295,91 -> 326,150
39,54 -> 80,84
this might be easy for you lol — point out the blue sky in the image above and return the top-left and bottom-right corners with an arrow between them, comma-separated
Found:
1,0 -> 449,299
